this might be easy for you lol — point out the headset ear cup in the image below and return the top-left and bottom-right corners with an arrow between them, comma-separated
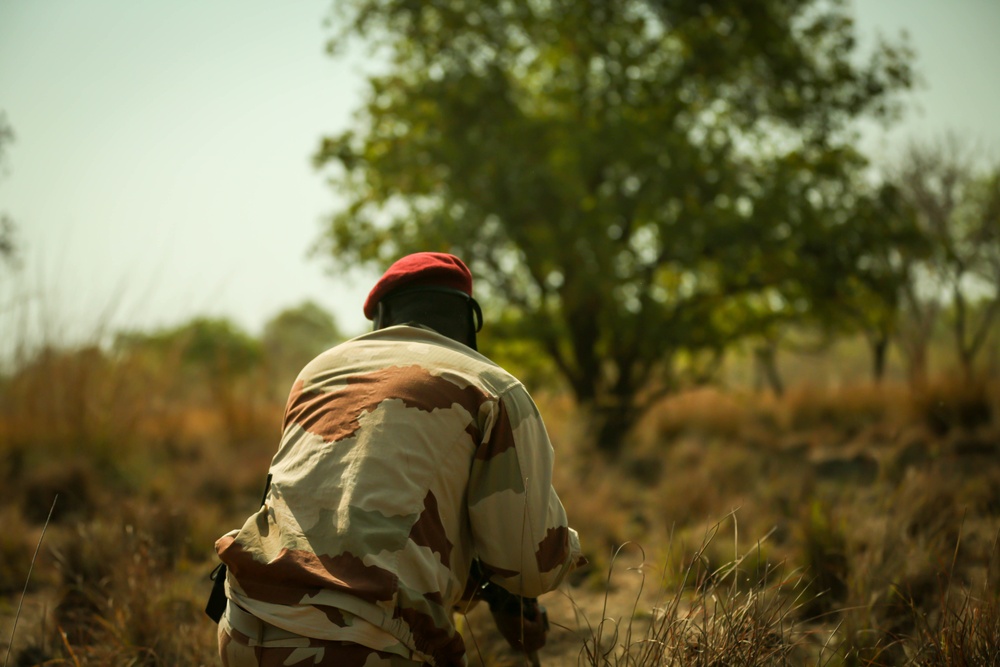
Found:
471,298 -> 484,333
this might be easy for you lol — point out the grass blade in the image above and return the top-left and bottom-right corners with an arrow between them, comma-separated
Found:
4,494 -> 58,667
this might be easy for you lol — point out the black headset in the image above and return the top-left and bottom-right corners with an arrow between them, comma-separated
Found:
373,287 -> 483,343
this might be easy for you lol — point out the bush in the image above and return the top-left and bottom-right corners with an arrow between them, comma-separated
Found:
910,377 -> 995,436
0,505 -> 36,594
573,531 -> 816,667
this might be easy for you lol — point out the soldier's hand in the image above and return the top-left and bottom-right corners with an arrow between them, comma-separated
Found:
486,590 -> 549,654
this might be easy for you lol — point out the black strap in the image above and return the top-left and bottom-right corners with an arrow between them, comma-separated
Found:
260,473 -> 272,505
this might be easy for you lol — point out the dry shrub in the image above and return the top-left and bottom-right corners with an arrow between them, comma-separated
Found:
185,436 -> 276,518
834,610 -> 911,666
826,473 -> 1000,664
118,499 -> 201,568
637,388 -> 759,445
885,467 -> 1000,608
0,504 -> 38,594
0,345 -> 150,460
652,457 -> 726,531
20,458 -> 101,524
14,511 -> 219,666
571,523 -> 816,667
794,500 -> 849,620
649,438 -> 778,536
532,391 -> 578,446
779,383 -> 901,437
843,533 -> 1000,667
906,533 -> 1000,666
892,469 -> 966,551
554,461 -> 637,588
909,591 -> 1000,666
909,376 -> 996,437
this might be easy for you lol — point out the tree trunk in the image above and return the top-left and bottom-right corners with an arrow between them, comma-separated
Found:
590,398 -> 638,458
899,296 -> 938,390
753,343 -> 784,397
871,335 -> 889,384
904,343 -> 929,389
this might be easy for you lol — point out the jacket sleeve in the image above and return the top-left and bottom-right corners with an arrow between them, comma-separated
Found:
467,384 -> 584,598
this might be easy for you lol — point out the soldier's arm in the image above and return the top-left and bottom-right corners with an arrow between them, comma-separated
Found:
467,385 -> 584,599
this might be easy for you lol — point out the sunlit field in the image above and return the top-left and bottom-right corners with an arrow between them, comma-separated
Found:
5,0 -> 1000,662
1,329 -> 997,666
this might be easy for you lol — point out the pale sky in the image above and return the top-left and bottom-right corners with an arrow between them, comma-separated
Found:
1,0 -> 999,351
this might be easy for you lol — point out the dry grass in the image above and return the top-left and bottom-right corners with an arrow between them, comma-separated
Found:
2,337 -> 999,665
567,522 -> 815,667
541,379 -> 1000,666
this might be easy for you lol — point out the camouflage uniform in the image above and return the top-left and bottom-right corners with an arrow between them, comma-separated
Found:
217,602 -> 424,666
216,324 -> 584,666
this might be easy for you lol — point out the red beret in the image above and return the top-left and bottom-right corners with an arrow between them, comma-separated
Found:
363,252 -> 473,320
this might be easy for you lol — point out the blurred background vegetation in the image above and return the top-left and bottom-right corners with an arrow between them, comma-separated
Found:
2,1 -> 999,665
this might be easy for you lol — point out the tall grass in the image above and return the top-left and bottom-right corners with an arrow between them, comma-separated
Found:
569,519 -> 815,667
2,321 -> 998,665
0,307 -> 279,665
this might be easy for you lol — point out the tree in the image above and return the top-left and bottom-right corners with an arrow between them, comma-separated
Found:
261,301 -> 343,395
892,136 -> 1000,382
176,317 -> 262,380
315,0 -> 913,453
116,317 -> 263,439
809,181 -> 928,384
735,176 -> 927,390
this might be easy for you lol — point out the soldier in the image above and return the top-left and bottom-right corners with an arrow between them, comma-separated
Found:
214,252 -> 585,666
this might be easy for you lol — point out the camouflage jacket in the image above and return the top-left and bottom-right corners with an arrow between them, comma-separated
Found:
216,324 -> 584,665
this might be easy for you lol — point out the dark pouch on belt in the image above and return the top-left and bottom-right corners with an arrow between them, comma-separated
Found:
205,562 -> 228,623
206,474 -> 270,624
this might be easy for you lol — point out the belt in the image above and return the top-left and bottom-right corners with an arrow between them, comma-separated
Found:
223,602 -> 312,648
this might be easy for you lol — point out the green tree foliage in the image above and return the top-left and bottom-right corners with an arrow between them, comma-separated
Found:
118,317 -> 262,380
173,317 -> 262,378
116,317 -> 263,439
739,178 -> 928,392
807,181 -> 929,384
261,301 -> 343,394
315,0 -> 914,453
